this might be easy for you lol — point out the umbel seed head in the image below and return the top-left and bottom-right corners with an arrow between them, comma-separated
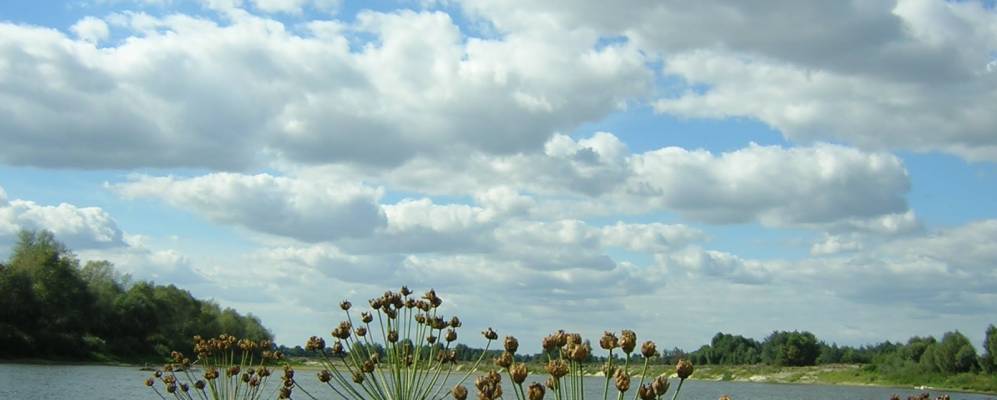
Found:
528,382 -> 545,400
511,363 -> 528,384
676,359 -> 694,380
505,336 -> 519,353
620,330 -> 637,354
641,340 -> 657,358
652,375 -> 670,397
614,371 -> 631,392
452,385 -> 468,400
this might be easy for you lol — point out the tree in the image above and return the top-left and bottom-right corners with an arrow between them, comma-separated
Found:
930,331 -> 977,373
982,325 -> 997,373
762,331 -> 820,366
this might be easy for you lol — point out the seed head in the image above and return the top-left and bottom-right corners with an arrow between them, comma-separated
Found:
528,382 -> 546,400
318,370 -> 332,383
388,330 -> 399,343
505,336 -> 519,353
675,359 -> 694,380
614,371 -> 631,392
361,312 -> 373,323
352,371 -> 365,384
166,383 -> 177,394
544,359 -> 569,378
652,375 -> 670,397
305,336 -> 326,352
356,327 -> 368,337
638,384 -> 655,400
719,396 -> 732,400
370,298 -> 383,310
340,300 -> 352,311
620,330 -> 637,354
194,380 -> 206,390
511,363 -> 528,384
363,360 -> 375,373
452,385 -> 468,400
144,378 -> 154,387
542,335 -> 559,353
569,342 -> 590,362
331,341 -> 345,355
495,351 -> 513,368
482,327 -> 498,340
450,316 -> 462,328
641,341 -> 657,358
600,331 -> 619,350
446,329 -> 457,342
545,376 -> 559,390
427,335 -> 438,344
401,286 -> 413,296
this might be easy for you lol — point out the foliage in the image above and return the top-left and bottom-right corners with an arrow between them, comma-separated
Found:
0,229 -> 273,360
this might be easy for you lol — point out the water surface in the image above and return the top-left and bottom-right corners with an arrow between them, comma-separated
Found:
1,364 -> 994,400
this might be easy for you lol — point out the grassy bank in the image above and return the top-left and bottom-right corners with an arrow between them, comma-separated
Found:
688,364 -> 997,394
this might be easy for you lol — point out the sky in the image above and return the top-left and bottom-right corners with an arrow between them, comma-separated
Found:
1,0 -> 997,353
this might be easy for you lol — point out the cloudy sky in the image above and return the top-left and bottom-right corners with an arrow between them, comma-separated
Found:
1,0 -> 996,352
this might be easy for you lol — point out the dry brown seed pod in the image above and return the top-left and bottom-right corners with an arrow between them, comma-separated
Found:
363,360 -> 375,373
620,330 -> 637,354
427,335 -> 438,344
614,371 -> 631,392
388,330 -> 399,343
452,385 -> 468,400
542,335 -> 559,353
166,383 -> 177,394
545,376 -> 559,390
482,327 -> 498,340
450,316 -> 462,328
144,378 -> 155,387
495,351 -> 513,368
638,384 -> 655,400
641,340 -> 657,358
306,336 -> 326,351
675,359 -> 694,380
718,396 -> 732,400
570,342 -> 590,362
195,380 -> 206,390
652,375 -> 670,397
446,329 -> 457,342
361,312 -> 373,323
340,300 -> 352,311
401,286 -> 413,296
356,327 -> 368,337
600,331 -> 619,350
318,370 -> 332,383
352,371 -> 364,383
528,382 -> 546,400
544,359 -> 569,378
511,363 -> 528,384
505,336 -> 519,353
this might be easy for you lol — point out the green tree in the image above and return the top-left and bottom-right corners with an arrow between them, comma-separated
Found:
982,324 -> 997,373
930,331 -> 977,373
762,331 -> 820,366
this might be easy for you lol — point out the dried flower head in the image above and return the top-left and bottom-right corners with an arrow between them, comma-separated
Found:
600,331 -> 619,350
495,351 -> 513,368
569,341 -> 590,362
614,370 -> 631,392
144,378 -> 154,387
675,359 -> 694,380
450,316 -> 462,328
652,375 -> 670,397
452,384 -> 468,400
638,384 -> 655,400
388,330 -> 399,343
482,327 -> 498,340
401,286 -> 413,296
718,396 -> 732,400
446,329 -> 458,342
505,336 -> 519,353
528,382 -> 546,400
356,326 -> 368,337
602,363 -> 618,378
641,340 -> 657,358
511,363 -> 528,384
361,311 -> 373,323
352,371 -> 365,384
340,300 -> 352,311
305,336 -> 326,351
475,371 -> 503,400
544,359 -> 569,378
194,380 -> 205,390
620,330 -> 637,354
318,370 -> 332,383
545,376 -> 559,390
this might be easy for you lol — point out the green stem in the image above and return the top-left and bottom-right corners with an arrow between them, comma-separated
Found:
669,379 -> 684,400
632,357 -> 650,400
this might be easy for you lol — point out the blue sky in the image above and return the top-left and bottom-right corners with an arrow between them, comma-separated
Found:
1,0 -> 996,352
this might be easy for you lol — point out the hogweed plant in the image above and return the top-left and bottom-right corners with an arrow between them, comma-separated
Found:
299,287 -> 496,400
144,334 -> 292,400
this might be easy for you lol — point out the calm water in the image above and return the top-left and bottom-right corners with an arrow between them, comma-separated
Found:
1,364 -> 995,400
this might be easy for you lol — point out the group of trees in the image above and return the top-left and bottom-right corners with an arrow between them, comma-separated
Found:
688,328 -> 997,376
0,230 -> 272,360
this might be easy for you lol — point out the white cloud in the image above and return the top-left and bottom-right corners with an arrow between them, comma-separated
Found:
70,17 -> 110,44
0,9 -> 648,169
0,186 -> 125,249
112,173 -> 387,242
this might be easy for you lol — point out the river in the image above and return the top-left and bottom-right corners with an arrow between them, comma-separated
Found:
1,364 -> 994,400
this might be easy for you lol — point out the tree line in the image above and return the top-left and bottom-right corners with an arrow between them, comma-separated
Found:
687,328 -> 997,375
0,230 -> 272,361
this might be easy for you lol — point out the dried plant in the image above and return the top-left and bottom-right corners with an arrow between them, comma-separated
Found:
144,334 -> 286,400
302,287 -> 496,400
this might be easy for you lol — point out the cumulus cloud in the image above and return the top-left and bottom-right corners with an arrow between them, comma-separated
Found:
112,173 -> 387,242
458,0 -> 997,161
0,8 -> 648,169
0,185 -> 125,249
70,17 -> 110,44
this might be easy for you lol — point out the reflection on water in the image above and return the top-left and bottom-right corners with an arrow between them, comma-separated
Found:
1,364 -> 995,400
